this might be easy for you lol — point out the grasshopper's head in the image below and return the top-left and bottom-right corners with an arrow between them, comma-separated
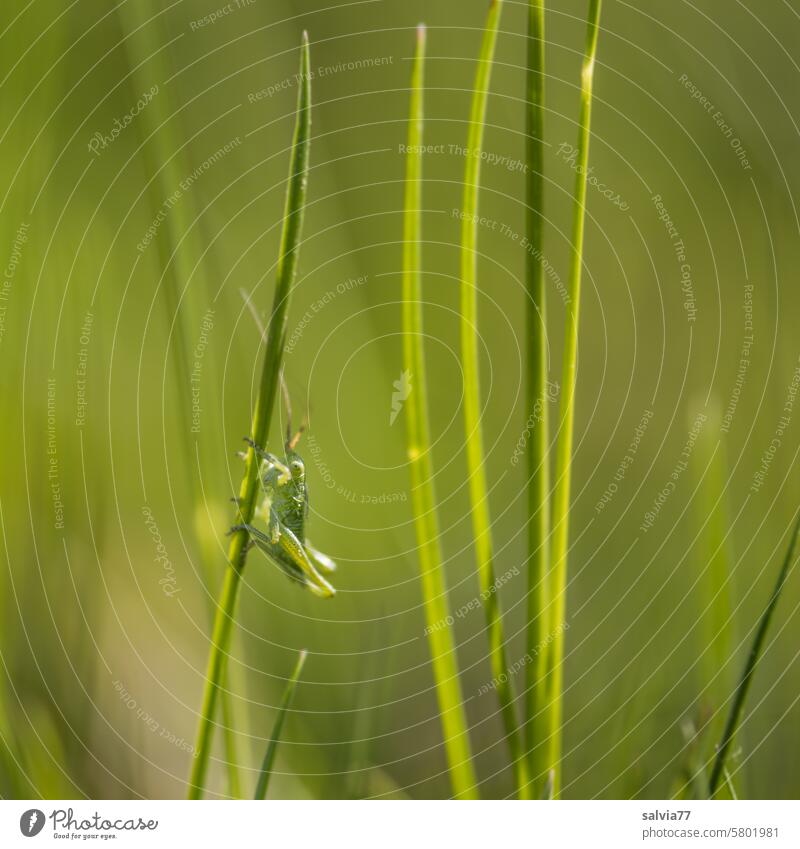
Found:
285,420 -> 306,484
286,450 -> 305,483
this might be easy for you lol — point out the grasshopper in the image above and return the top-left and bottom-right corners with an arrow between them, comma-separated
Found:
232,420 -> 336,598
234,291 -> 336,597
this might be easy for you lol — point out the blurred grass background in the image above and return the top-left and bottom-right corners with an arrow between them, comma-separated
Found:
1,0 -> 799,799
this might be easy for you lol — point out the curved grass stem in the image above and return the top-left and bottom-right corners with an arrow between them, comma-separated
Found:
547,0 -> 602,798
402,25 -> 479,800
459,0 -> 531,798
524,0 -> 550,794
708,512 -> 800,797
254,650 -> 307,799
187,34 -> 312,799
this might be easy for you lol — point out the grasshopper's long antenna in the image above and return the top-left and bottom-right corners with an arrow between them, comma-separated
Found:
286,420 -> 306,452
240,288 -> 297,448
280,368 -> 294,447
240,287 -> 267,340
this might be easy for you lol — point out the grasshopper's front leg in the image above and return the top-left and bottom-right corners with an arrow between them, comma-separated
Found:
243,437 -> 291,481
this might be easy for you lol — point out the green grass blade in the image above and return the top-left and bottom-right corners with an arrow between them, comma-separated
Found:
254,650 -> 307,799
708,512 -> 800,796
692,403 -> 736,776
695,406 -> 735,688
402,24 -> 478,800
547,0 -> 603,798
458,0 -> 531,798
188,33 -> 313,800
524,0 -> 550,793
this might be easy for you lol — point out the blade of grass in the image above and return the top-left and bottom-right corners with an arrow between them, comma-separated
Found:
524,0 -> 550,792
459,0 -> 532,798
187,33 -> 313,800
254,650 -> 307,799
547,0 -> 602,798
402,25 -> 478,800
708,511 -> 800,797
693,404 -> 735,700
692,403 -> 738,797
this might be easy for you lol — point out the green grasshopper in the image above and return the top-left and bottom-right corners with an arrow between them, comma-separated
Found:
232,425 -> 337,599
234,292 -> 336,597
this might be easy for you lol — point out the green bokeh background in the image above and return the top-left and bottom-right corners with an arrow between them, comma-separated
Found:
1,0 -> 799,799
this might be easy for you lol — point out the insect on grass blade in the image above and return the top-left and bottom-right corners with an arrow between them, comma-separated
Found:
188,33 -> 313,800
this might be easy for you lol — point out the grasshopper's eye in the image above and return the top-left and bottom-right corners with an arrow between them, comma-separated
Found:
290,459 -> 304,478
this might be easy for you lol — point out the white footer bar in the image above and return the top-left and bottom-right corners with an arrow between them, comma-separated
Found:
2,800 -> 797,848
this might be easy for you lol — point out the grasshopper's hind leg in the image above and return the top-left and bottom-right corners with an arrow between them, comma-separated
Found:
230,523 -> 308,590
231,521 -> 335,598
271,521 -> 336,598
304,540 -> 337,574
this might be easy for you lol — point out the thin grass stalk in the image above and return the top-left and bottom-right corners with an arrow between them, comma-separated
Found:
402,25 -> 478,799
693,404 -> 737,786
708,512 -> 800,796
547,0 -> 602,798
695,407 -> 735,691
459,0 -> 532,798
187,34 -> 312,800
524,0 -> 550,791
254,650 -> 307,799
